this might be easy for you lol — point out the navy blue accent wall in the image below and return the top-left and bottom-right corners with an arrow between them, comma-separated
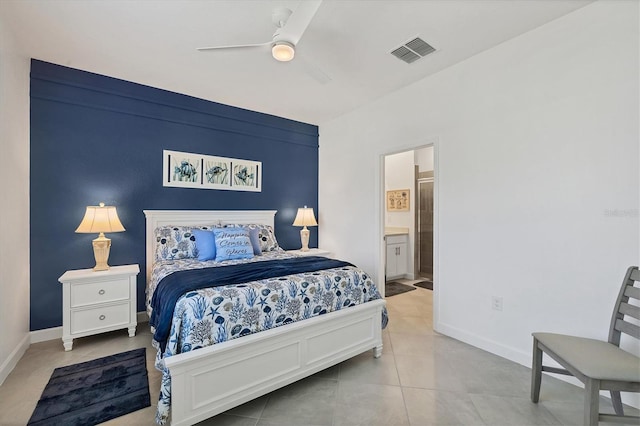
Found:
30,60 -> 319,331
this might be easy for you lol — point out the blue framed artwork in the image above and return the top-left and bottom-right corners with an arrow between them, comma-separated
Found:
163,150 -> 261,192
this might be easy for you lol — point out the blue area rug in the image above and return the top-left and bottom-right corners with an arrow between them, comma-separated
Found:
28,348 -> 150,426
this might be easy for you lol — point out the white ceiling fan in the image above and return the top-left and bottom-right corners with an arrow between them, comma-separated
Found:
197,1 -> 322,63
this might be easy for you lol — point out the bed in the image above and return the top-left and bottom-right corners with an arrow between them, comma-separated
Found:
144,210 -> 387,426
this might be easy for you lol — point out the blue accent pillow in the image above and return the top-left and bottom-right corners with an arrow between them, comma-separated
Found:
213,228 -> 254,261
249,227 -> 262,255
193,229 -> 216,261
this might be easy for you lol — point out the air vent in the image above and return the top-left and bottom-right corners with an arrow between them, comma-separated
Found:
391,37 -> 436,64
391,46 -> 421,64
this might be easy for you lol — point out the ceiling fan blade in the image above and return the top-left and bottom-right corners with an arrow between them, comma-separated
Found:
277,0 -> 322,46
197,41 -> 271,51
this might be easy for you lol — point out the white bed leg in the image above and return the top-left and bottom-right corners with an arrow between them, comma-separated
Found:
373,344 -> 383,358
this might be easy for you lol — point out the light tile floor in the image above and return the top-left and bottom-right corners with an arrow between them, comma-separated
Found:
0,282 -> 637,425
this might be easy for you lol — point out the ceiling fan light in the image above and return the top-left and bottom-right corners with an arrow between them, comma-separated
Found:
272,41 -> 295,62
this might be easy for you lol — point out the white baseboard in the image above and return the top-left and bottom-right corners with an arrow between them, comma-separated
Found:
434,320 -> 640,409
0,333 -> 29,386
30,326 -> 62,344
435,321 -> 531,367
2,312 -> 149,385
30,311 -> 150,344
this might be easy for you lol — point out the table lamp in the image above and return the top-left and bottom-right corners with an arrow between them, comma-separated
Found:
292,206 -> 317,251
75,202 -> 125,271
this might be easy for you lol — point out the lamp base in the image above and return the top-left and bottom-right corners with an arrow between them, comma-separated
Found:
299,227 -> 310,252
92,233 -> 112,271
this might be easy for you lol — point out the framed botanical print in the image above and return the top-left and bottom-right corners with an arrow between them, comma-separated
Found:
386,189 -> 410,211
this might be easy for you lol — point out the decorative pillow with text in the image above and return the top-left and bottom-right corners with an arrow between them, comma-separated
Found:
213,228 -> 254,262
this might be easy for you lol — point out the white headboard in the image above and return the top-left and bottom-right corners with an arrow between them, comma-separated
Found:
142,210 -> 277,285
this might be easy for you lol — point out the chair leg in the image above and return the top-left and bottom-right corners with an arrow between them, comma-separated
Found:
584,378 -> 600,426
610,390 -> 624,416
531,338 -> 543,403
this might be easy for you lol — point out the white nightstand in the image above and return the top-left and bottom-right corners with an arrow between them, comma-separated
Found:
287,248 -> 332,257
58,264 -> 140,351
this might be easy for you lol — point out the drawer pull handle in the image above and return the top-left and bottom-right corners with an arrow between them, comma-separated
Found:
99,315 -> 106,321
98,289 -> 106,295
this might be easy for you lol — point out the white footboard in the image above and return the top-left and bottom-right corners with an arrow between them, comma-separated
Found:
165,299 -> 386,426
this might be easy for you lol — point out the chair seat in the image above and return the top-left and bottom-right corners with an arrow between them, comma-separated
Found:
533,332 -> 640,382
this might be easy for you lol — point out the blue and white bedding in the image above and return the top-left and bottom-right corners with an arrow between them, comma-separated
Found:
148,250 -> 388,425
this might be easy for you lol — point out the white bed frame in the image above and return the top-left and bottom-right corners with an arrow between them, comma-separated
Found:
144,210 -> 386,426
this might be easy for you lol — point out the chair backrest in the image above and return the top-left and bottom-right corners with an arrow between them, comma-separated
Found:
608,266 -> 640,346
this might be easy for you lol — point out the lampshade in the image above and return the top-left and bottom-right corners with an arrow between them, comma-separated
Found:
293,206 -> 317,227
75,203 -> 125,271
293,206 -> 316,252
272,41 -> 295,62
75,203 -> 125,234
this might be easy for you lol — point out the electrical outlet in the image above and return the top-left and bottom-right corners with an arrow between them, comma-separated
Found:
491,296 -> 503,311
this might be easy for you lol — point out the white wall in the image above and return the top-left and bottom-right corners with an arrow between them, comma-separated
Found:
320,0 -> 638,376
0,9 -> 31,384
414,146 -> 434,172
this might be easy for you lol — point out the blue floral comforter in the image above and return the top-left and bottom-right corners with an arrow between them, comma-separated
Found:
148,251 -> 387,425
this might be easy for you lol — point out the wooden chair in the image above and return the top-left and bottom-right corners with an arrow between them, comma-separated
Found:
531,266 -> 640,426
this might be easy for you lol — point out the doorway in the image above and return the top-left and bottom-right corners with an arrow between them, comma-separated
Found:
380,140 -> 438,331
382,144 -> 435,284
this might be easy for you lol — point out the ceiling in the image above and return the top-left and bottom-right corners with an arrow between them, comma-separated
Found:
3,0 -> 592,125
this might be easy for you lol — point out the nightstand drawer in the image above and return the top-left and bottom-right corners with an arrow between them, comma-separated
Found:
70,278 -> 130,307
70,302 -> 130,335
